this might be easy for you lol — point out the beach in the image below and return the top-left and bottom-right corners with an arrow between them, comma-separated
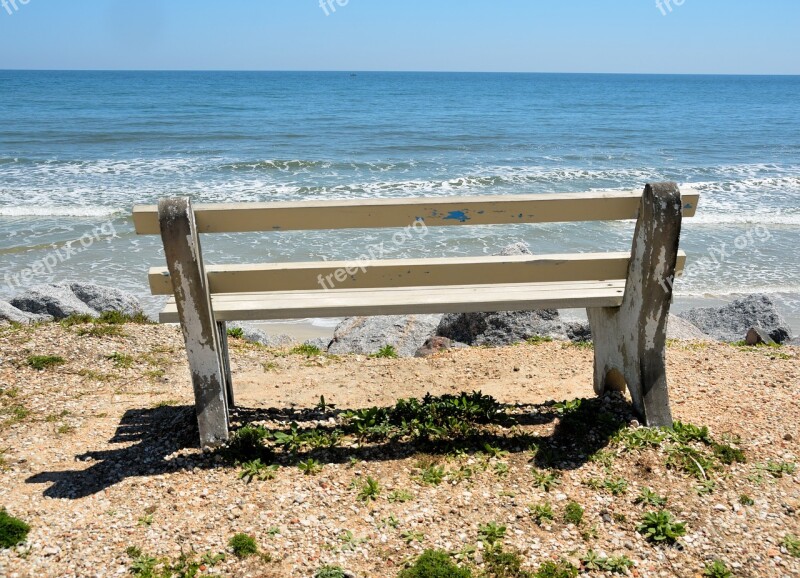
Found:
1,320 -> 798,577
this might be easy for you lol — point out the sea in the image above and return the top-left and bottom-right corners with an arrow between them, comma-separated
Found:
1,71 -> 799,332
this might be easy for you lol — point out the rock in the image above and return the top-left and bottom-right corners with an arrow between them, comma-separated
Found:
437,309 -> 567,346
10,284 -> 97,320
666,314 -> 711,341
69,282 -> 142,316
677,294 -> 792,343
226,322 -> 297,348
327,314 -> 442,357
565,321 -> 592,343
0,300 -> 52,324
414,336 -> 468,358
746,326 -> 776,346
496,242 -> 533,256
304,337 -> 332,352
788,337 -> 800,346
435,243 -> 568,346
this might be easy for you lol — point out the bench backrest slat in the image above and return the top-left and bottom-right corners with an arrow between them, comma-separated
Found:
133,189 -> 700,234
147,251 -> 687,295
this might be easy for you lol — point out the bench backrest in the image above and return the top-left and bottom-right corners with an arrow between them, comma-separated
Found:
133,189 -> 699,295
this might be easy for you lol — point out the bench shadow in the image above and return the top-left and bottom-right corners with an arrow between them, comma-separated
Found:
26,405 -> 201,499
27,394 -> 633,499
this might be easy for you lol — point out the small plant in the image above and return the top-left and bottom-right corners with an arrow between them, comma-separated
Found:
339,530 -> 367,550
637,510 -> 686,545
563,502 -> 584,526
0,509 -> 30,548
371,344 -> 399,359
713,443 -> 746,465
666,444 -> 716,480
695,479 -> 716,496
291,343 -> 322,357
77,324 -> 125,337
580,525 -> 599,541
478,522 -> 507,547
357,476 -> 381,502
483,442 -> 510,459
589,449 -> 615,467
388,489 -> 414,503
580,550 -> 633,573
61,313 -> 95,327
529,502 -> 555,526
484,548 -> 528,577
298,458 -> 322,475
106,352 -> 134,368
26,355 -> 65,371
315,565 -> 347,578
526,335 -> 554,345
703,560 -> 733,578
137,514 -> 153,527
534,559 -> 579,578
228,533 -> 258,558
603,477 -> 628,496
614,426 -> 667,450
227,327 -> 245,339
739,494 -> 754,506
379,515 -> 400,529
239,459 -> 278,483
400,529 -> 425,544
226,424 -> 271,462
532,469 -> 561,492
129,553 -> 158,577
764,460 -> 796,478
398,549 -> 472,578
668,421 -> 712,444
419,464 -> 446,486
635,487 -> 667,508
782,534 -> 800,558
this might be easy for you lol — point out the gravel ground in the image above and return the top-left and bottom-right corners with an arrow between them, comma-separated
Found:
0,321 -> 799,578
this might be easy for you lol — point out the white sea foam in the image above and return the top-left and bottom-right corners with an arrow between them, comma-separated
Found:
0,206 -> 122,218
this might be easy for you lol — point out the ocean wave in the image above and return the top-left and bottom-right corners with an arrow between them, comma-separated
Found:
676,286 -> 800,298
690,213 -> 800,226
0,206 -> 122,218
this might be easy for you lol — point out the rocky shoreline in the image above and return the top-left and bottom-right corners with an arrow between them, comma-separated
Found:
1,281 -> 796,357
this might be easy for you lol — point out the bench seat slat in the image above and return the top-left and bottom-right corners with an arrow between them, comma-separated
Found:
157,280 -> 626,323
133,189 -> 700,234
148,251 -> 686,295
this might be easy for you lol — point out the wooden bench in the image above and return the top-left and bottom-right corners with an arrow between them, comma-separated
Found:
133,183 -> 699,447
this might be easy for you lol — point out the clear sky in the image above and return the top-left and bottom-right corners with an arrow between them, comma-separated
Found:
1,0 -> 798,74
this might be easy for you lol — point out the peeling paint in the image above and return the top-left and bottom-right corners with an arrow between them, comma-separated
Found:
443,210 -> 470,222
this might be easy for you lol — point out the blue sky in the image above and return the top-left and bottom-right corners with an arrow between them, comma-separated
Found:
1,0 -> 798,74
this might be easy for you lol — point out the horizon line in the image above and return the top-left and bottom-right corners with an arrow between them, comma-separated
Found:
1,68 -> 799,77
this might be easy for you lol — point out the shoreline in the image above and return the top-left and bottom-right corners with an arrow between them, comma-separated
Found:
244,293 -> 800,344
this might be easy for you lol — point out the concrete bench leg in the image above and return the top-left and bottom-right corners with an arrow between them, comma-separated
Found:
587,182 -> 683,427
158,198 -> 230,447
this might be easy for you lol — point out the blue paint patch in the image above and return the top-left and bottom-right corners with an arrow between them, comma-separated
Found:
684,203 -> 693,209
518,213 -> 523,218
443,210 -> 470,222
415,216 -> 424,222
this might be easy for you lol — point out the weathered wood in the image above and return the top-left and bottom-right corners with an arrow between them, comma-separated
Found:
148,252 -> 688,295
158,198 -> 229,447
133,189 -> 700,234
587,182 -> 683,427
158,280 -> 626,323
